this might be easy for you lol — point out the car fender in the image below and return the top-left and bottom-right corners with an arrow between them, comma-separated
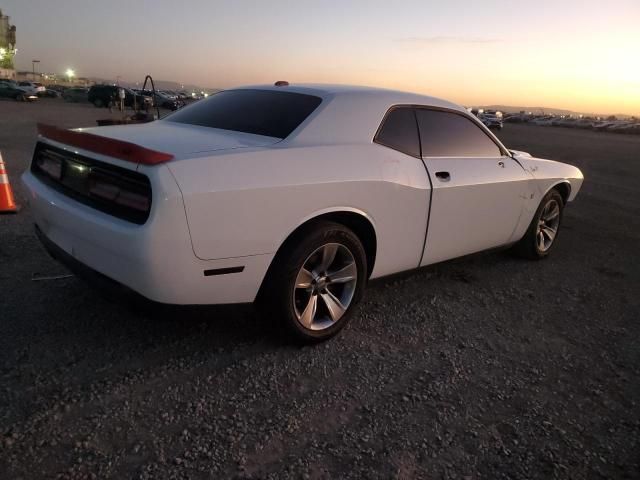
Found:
512,153 -> 584,202
279,206 -> 377,243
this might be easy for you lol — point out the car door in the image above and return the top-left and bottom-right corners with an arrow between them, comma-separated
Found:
416,108 -> 529,266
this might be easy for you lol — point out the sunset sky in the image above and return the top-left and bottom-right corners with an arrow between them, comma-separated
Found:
4,0 -> 639,115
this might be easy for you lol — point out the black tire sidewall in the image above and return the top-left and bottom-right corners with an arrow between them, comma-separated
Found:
267,222 -> 367,343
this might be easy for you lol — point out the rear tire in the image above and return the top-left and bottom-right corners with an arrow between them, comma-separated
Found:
15,93 -> 26,102
514,189 -> 564,259
93,99 -> 104,108
258,221 -> 367,343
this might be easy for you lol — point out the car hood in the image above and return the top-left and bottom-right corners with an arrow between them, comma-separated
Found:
78,121 -> 281,157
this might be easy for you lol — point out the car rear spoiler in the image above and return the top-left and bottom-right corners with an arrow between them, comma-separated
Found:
37,123 -> 174,165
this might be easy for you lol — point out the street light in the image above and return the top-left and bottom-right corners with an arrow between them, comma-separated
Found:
65,68 -> 75,82
32,59 -> 40,77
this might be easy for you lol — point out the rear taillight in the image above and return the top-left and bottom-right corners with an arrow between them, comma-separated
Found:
32,142 -> 153,224
88,169 -> 151,213
36,151 -> 63,180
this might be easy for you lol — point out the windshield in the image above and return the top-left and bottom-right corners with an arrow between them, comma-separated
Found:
165,89 -> 322,139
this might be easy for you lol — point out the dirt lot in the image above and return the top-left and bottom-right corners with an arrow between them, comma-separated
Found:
1,99 -> 639,479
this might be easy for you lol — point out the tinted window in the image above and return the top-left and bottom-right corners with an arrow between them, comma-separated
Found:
416,109 -> 502,157
374,107 -> 420,157
166,89 -> 322,139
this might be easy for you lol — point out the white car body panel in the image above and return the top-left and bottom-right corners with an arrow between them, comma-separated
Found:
18,82 -> 45,95
420,156 -> 531,265
167,143 -> 430,277
21,84 -> 584,305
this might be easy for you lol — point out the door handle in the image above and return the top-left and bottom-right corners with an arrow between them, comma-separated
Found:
435,171 -> 450,181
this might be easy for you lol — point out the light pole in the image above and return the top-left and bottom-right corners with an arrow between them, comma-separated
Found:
32,59 -> 40,79
65,68 -> 75,84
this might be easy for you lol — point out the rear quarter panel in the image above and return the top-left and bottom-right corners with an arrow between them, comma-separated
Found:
167,144 -> 431,278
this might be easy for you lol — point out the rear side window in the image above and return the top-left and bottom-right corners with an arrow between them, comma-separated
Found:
416,109 -> 502,157
374,107 -> 420,157
166,89 -> 322,139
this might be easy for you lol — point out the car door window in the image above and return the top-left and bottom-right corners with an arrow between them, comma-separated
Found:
416,109 -> 502,157
374,107 -> 420,158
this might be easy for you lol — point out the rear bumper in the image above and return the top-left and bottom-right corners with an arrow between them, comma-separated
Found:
22,168 -> 273,304
36,223 -> 136,299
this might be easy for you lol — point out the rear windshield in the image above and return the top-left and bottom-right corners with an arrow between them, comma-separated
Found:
165,89 -> 322,139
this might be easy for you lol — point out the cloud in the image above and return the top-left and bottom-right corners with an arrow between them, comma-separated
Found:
395,36 -> 502,45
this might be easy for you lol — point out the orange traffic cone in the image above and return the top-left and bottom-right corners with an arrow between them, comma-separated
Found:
0,152 -> 19,214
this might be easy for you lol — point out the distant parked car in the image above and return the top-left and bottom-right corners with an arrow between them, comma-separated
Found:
480,113 -> 503,130
0,81 -> 38,101
0,78 -> 18,87
62,87 -> 89,102
88,85 -> 152,109
140,90 -> 180,110
48,84 -> 67,93
41,88 -> 61,98
17,81 -> 46,96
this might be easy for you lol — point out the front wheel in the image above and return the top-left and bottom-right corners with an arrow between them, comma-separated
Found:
514,189 -> 564,259
259,221 -> 367,343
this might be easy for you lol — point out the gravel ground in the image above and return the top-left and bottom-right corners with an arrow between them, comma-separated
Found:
1,99 -> 639,479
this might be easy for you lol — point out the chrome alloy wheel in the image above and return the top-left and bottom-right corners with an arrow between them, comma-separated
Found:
537,198 -> 561,252
293,243 -> 358,331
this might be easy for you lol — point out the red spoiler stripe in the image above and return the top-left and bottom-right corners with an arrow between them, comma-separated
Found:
37,123 -> 174,165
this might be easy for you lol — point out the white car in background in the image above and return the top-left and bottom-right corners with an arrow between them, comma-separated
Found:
22,84 -> 584,342
17,81 -> 46,96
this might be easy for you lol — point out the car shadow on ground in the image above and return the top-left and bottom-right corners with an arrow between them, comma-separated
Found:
67,246 -> 518,351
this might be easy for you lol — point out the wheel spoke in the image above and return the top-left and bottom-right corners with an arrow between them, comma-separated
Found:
295,268 -> 314,289
537,231 -> 545,250
319,290 -> 346,322
545,206 -> 560,221
299,294 -> 318,328
326,261 -> 357,284
542,226 -> 556,241
317,244 -> 338,273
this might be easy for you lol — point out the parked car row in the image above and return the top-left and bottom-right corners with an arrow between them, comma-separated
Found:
0,79 -> 42,101
0,80 -> 193,112
87,84 -> 153,109
504,113 -> 640,134
0,81 -> 38,101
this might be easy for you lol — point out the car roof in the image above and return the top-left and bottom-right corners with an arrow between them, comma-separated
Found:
236,83 -> 464,112
232,83 -> 470,146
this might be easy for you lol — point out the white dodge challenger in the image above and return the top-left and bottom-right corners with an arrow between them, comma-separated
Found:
22,84 -> 583,341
